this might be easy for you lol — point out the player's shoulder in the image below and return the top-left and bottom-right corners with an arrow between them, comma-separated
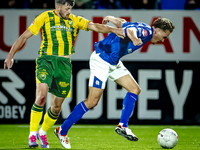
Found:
137,22 -> 151,29
122,21 -> 144,28
69,13 -> 86,20
37,10 -> 53,18
130,22 -> 152,32
122,21 -> 131,28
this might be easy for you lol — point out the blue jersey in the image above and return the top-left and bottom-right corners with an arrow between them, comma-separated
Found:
94,21 -> 153,65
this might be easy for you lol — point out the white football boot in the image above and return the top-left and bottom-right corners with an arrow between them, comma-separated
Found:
115,125 -> 138,141
54,126 -> 71,149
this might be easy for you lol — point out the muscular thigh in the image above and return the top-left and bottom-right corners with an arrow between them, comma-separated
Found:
108,61 -> 140,94
115,74 -> 140,95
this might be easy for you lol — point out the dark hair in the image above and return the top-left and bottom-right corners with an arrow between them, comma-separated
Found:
152,18 -> 175,33
55,0 -> 75,6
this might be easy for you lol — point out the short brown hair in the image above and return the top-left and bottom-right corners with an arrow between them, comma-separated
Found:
55,0 -> 75,6
152,18 -> 175,33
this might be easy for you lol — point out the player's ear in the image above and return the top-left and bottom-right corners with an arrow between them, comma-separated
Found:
154,28 -> 158,35
58,6 -> 61,11
55,4 -> 61,11
152,26 -> 156,34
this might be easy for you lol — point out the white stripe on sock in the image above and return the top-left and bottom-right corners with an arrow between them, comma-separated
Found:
130,95 -> 137,100
80,102 -> 87,113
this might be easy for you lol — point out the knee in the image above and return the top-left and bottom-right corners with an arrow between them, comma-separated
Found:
35,93 -> 47,106
137,87 -> 141,95
51,106 -> 61,115
129,86 -> 141,95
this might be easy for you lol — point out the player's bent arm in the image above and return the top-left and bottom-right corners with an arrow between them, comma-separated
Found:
102,16 -> 126,28
4,29 -> 33,70
127,27 -> 143,46
87,22 -> 125,38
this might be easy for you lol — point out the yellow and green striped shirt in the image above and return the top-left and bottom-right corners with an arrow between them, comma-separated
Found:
28,10 -> 90,56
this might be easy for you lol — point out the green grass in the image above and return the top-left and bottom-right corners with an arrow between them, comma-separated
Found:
0,124 -> 199,150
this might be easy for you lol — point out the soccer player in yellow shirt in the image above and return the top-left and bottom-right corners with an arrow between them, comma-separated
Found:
4,0 -> 125,148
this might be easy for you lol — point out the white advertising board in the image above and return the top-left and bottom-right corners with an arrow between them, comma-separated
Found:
0,9 -> 199,61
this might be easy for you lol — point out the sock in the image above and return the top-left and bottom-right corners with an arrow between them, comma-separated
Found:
30,103 -> 43,132
119,92 -> 138,128
39,128 -> 46,136
41,107 -> 58,134
60,101 -> 89,135
29,131 -> 37,137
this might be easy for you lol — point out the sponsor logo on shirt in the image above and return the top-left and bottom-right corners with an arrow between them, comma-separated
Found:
50,26 -> 73,32
142,29 -> 148,36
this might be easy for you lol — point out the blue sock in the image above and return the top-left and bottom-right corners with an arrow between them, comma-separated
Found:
119,92 -> 137,127
60,101 -> 89,135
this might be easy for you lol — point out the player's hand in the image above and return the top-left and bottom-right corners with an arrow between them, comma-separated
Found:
114,28 -> 125,39
132,38 -> 143,46
4,58 -> 14,70
102,16 -> 110,24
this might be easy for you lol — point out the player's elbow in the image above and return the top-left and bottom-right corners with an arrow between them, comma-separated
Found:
116,19 -> 126,28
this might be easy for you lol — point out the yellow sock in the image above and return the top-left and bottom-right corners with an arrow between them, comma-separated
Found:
30,103 -> 43,132
41,107 -> 58,132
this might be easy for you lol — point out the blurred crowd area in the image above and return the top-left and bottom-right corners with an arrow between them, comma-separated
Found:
1,0 -> 200,10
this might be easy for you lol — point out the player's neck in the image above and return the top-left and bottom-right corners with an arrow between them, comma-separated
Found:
54,10 -> 60,18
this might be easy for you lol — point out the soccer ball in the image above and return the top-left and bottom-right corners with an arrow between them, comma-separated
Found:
157,128 -> 178,149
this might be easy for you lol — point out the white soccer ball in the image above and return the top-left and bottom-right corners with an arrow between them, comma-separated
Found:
157,128 -> 178,149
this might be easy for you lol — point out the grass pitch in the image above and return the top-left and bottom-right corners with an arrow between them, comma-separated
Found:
0,124 -> 199,150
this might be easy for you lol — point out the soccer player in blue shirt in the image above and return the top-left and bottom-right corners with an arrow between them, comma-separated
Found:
54,16 -> 175,148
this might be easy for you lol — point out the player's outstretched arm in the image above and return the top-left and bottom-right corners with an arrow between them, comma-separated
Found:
87,22 -> 125,39
4,29 -> 33,70
102,16 -> 126,28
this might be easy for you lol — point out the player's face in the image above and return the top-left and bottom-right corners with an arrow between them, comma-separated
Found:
151,28 -> 170,44
58,3 -> 72,20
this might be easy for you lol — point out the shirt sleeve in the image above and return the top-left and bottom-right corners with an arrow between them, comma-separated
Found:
28,12 -> 46,36
72,15 -> 90,31
122,21 -> 131,37
122,21 -> 130,28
